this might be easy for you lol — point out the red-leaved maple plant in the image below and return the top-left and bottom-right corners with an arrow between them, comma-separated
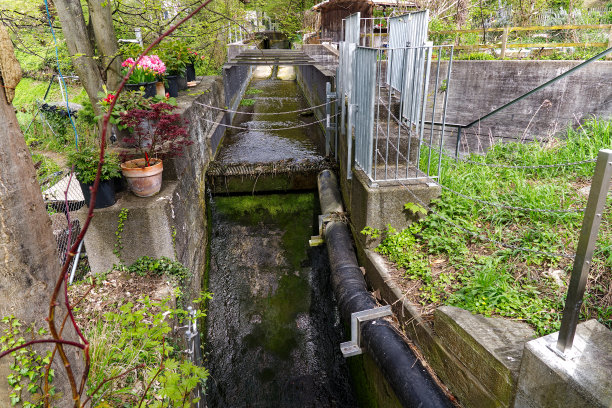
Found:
119,102 -> 192,167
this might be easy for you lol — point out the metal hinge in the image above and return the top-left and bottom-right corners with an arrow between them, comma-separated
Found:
340,306 -> 393,357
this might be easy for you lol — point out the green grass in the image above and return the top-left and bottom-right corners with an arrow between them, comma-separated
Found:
366,118 -> 612,335
14,78 -> 95,154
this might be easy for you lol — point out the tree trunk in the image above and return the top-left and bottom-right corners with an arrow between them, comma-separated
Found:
0,72 -> 82,406
54,0 -> 105,117
87,0 -> 123,91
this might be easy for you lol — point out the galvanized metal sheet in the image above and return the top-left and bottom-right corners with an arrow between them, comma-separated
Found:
345,12 -> 361,44
353,47 -> 377,175
387,10 -> 429,92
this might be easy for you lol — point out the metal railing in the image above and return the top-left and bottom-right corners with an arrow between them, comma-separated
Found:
431,23 -> 612,58
181,306 -> 205,407
452,45 -> 612,158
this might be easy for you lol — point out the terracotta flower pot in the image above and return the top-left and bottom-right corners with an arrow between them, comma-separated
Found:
120,158 -> 163,197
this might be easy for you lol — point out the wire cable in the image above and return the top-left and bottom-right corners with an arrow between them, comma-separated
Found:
376,96 -> 598,170
195,100 -> 336,115
387,170 -> 577,259
375,124 -> 587,214
43,0 -> 79,149
203,114 -> 335,131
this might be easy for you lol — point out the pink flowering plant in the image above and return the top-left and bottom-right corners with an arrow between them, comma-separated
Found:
121,55 -> 166,84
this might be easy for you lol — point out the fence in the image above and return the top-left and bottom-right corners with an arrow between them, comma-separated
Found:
495,6 -> 612,27
431,24 -> 612,58
338,11 -> 453,183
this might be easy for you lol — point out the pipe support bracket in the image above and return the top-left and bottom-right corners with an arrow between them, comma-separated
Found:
340,305 -> 393,357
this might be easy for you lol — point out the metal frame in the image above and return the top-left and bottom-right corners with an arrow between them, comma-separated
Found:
337,11 -> 453,184
340,306 -> 393,357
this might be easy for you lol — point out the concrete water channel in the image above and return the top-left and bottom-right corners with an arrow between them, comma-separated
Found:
204,67 -> 358,407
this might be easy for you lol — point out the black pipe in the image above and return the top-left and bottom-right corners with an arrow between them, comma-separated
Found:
318,170 -> 452,408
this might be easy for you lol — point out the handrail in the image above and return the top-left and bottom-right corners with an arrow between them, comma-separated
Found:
452,46 -> 612,156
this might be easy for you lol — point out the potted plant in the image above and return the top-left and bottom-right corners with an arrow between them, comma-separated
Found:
67,146 -> 121,208
156,41 -> 189,96
98,88 -> 175,146
186,48 -> 204,82
118,102 -> 191,197
121,55 -> 166,98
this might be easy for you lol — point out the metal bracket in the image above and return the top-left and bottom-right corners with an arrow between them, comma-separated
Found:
309,214 -> 333,246
340,305 -> 392,357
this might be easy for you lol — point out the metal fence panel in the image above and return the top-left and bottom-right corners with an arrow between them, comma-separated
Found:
387,10 -> 429,91
345,12 -> 361,44
401,43 -> 433,125
353,47 -> 378,176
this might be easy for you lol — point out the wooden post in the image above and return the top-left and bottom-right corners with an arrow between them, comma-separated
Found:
500,27 -> 509,59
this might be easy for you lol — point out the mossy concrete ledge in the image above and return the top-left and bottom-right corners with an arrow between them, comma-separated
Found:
360,249 -> 537,408
76,181 -> 179,273
515,319 -> 612,408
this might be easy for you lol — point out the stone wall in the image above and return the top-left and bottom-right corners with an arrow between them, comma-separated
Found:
172,76 -> 226,301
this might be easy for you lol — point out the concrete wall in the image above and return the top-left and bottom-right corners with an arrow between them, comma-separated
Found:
223,64 -> 253,123
295,62 -> 335,123
79,77 -> 228,304
172,76 -> 226,300
435,60 -> 612,150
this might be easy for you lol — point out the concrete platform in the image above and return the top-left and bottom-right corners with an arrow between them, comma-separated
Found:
76,181 -> 177,273
515,319 -> 612,408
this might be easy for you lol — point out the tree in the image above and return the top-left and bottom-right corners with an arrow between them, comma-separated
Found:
0,23 -> 82,404
53,0 -> 122,116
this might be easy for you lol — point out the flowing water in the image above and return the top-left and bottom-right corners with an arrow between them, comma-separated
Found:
204,71 -> 357,407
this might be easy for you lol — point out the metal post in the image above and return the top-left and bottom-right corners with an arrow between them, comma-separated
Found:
325,82 -> 331,156
135,28 -> 143,47
455,126 -> 463,159
347,104 -> 357,180
557,149 -> 612,353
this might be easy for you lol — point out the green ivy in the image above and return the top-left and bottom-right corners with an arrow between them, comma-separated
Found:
113,208 -> 129,263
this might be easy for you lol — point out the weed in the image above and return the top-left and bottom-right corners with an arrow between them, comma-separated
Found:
245,88 -> 264,95
240,98 -> 256,107
127,256 -> 190,284
373,118 -> 612,334
0,316 -> 56,407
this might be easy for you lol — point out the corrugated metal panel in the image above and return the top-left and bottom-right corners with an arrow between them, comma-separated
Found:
353,47 -> 377,175
345,12 -> 361,43
386,10 -> 429,91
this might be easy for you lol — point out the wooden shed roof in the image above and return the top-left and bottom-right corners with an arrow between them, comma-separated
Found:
312,0 -> 417,12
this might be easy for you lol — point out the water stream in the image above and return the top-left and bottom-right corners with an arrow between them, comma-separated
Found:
204,71 -> 357,407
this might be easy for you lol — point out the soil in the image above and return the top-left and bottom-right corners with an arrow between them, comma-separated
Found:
68,269 -> 175,328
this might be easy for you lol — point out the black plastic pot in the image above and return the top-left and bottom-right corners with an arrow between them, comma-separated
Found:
166,75 -> 179,97
79,179 -> 116,209
125,81 -> 157,98
186,63 -> 196,82
177,75 -> 188,91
